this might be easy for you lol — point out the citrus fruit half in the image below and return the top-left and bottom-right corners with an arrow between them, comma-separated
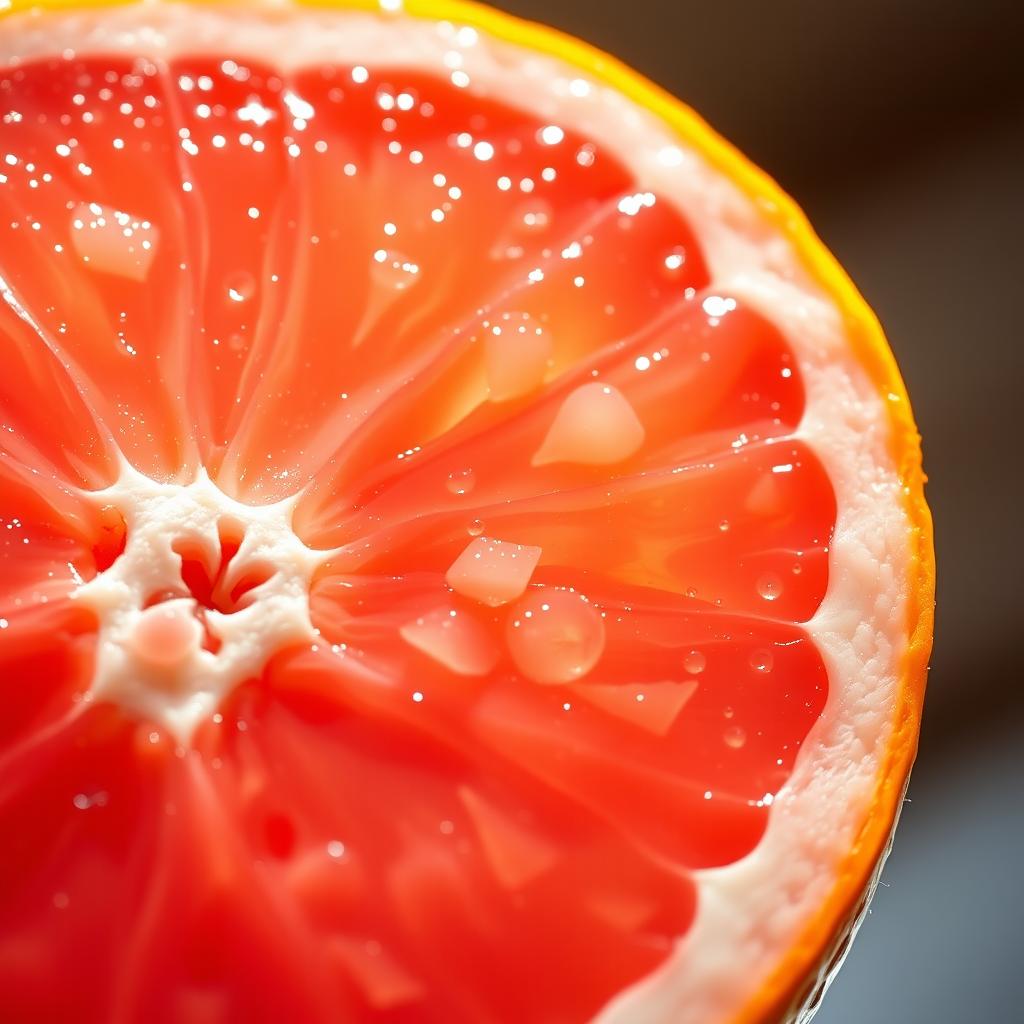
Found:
0,1 -> 933,1022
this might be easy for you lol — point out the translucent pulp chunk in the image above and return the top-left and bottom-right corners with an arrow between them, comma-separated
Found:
68,202 -> 160,282
399,605 -> 500,676
129,601 -> 201,669
458,786 -> 560,889
484,312 -> 552,401
446,536 -> 543,607
532,383 -> 645,466
72,464 -> 325,739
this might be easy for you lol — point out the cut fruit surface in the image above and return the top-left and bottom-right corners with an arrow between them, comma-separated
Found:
0,2 -> 933,1024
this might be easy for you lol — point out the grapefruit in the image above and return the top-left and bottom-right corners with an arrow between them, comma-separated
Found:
0,1 -> 933,1022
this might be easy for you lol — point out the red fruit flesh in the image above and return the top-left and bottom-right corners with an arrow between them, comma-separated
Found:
0,51 -> 835,1023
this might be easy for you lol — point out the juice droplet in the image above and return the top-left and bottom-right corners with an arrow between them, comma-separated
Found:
507,588 -> 605,684
445,468 -> 476,496
756,573 -> 783,602
723,725 -> 747,749
371,248 -> 420,291
683,650 -> 706,675
750,648 -> 774,673
225,270 -> 256,303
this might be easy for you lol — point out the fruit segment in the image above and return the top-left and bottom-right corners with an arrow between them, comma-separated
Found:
0,28 -> 837,1024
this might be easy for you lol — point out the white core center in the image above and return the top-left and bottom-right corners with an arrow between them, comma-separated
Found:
74,464 -> 326,741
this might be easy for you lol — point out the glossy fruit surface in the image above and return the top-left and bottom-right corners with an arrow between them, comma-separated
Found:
0,3 -> 933,1022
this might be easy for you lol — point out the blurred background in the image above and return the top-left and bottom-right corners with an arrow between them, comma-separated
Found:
492,1 -> 1024,1019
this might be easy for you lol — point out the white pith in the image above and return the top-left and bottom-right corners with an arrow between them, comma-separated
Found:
73,460 -> 325,740
0,4 -> 911,1023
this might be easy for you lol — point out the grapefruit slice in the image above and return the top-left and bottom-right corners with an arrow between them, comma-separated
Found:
0,1 -> 933,1022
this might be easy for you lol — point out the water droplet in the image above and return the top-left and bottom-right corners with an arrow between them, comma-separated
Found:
723,705 -> 735,719
756,573 -> 783,601
445,468 -> 476,496
507,588 -> 605,684
326,839 -> 345,859
724,725 -> 747,749
661,245 -> 687,279
467,518 -> 484,537
702,294 -> 738,318
72,789 -> 109,810
683,650 -> 706,675
225,270 -> 256,303
750,648 -> 774,673
515,200 -> 552,233
371,248 -> 420,291
791,561 -> 802,575
718,519 -> 730,532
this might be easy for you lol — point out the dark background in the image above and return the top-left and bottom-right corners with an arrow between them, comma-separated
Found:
491,1 -> 1024,1019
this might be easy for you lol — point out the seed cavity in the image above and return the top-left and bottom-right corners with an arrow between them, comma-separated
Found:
73,463 -> 324,741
